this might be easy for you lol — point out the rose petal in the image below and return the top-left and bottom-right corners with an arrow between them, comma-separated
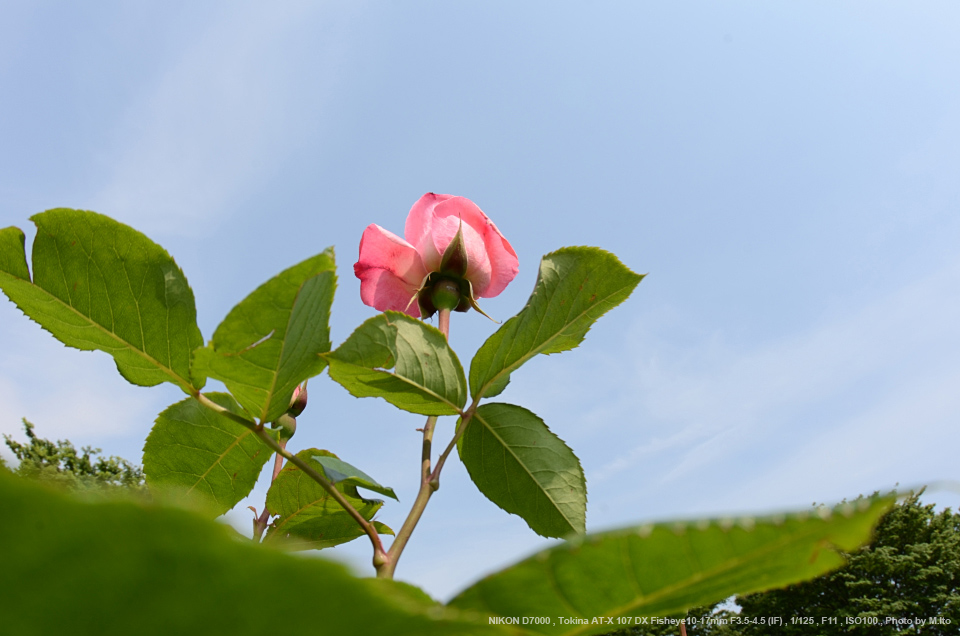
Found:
431,196 -> 517,298
355,268 -> 422,317
354,224 -> 427,315
427,202 -> 492,294
475,217 -> 518,298
404,193 -> 452,270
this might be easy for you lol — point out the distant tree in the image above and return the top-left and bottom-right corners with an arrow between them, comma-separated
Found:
604,605 -> 740,636
604,493 -> 960,636
734,492 -> 959,635
3,419 -> 145,494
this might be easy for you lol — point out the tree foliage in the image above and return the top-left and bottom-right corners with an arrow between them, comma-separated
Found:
602,493 -> 960,636
3,419 -> 145,495
734,492 -> 959,635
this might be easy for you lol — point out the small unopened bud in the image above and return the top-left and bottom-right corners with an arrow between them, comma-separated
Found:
270,413 -> 297,440
287,384 -> 308,417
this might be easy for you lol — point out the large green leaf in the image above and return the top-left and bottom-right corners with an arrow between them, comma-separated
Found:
0,210 -> 203,392
325,311 -> 467,416
142,393 -> 275,517
193,250 -> 336,423
264,449 -> 394,551
449,496 -> 895,635
470,247 -> 642,400
458,403 -> 586,538
0,469 -> 523,636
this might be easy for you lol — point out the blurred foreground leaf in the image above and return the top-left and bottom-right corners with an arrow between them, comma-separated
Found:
0,469 -> 523,636
450,496 -> 894,636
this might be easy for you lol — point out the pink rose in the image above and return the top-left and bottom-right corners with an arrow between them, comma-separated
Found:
354,193 -> 519,318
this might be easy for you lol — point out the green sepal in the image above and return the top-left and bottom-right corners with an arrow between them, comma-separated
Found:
439,221 -> 469,278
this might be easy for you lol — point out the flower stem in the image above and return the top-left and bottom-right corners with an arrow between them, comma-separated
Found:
438,307 -> 450,340
253,439 -> 287,541
378,308 -> 453,579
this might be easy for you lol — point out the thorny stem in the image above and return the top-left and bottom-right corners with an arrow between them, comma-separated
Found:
192,392 -> 387,566
379,308 -> 471,579
432,405 -> 475,481
252,439 -> 287,541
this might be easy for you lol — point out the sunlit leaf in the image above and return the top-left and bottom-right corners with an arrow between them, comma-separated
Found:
470,247 -> 642,399
143,393 -> 274,516
0,210 -> 203,392
325,311 -> 467,416
193,250 -> 335,423
264,449 -> 395,551
458,403 -> 585,538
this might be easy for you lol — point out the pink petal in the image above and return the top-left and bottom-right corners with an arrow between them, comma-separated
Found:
475,217 -> 518,298
401,193 -> 518,299
355,268 -> 422,318
429,198 -> 492,293
354,224 -> 427,315
404,193 -> 453,270
432,196 -> 518,298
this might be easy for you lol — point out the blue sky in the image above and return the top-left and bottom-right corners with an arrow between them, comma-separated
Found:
2,2 -> 959,599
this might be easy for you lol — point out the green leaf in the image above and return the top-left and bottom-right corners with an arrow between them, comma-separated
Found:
458,403 -> 586,538
143,393 -> 275,517
311,452 -> 398,500
192,250 -> 336,423
449,496 -> 895,635
0,210 -> 203,392
265,449 -> 395,551
0,468 -> 524,636
325,311 -> 467,416
470,247 -> 642,400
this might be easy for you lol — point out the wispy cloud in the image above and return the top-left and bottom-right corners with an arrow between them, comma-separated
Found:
91,2 -> 353,237
0,312 -> 164,458
585,255 -> 960,513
